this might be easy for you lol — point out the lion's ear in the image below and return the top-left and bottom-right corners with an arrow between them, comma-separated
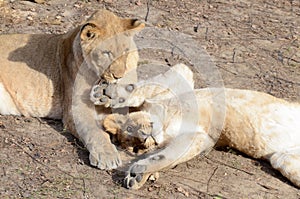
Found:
123,19 -> 145,32
103,114 -> 126,135
80,23 -> 98,41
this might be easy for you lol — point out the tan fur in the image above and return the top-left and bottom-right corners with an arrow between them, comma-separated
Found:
95,64 -> 300,189
0,9 -> 144,170
103,112 -> 155,154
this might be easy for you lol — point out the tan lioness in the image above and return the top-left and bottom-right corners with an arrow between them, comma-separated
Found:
92,64 -> 300,189
0,9 -> 144,170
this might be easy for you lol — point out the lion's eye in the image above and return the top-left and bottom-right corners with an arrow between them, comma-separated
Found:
126,126 -> 134,133
86,31 -> 95,39
140,131 -> 147,136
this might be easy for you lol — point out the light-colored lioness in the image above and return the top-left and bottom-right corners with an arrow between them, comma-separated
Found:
0,9 -> 144,170
92,64 -> 300,189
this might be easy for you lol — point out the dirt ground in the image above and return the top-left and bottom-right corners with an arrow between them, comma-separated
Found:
1,0 -> 300,198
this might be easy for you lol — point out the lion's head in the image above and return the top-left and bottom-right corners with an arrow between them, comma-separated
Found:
78,9 -> 144,83
103,111 -> 156,153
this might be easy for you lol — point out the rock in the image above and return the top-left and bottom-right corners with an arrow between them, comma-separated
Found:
27,16 -> 33,21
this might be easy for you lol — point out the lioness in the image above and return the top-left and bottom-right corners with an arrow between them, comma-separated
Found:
92,64 -> 300,189
0,9 -> 144,170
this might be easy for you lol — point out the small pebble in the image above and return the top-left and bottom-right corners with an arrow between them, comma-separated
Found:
27,16 -> 33,21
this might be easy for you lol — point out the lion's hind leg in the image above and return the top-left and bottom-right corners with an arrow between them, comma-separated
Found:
269,148 -> 300,187
124,130 -> 215,189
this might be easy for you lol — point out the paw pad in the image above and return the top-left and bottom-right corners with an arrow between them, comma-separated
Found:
151,155 -> 165,161
119,97 -> 125,103
93,92 -> 102,98
126,84 -> 135,92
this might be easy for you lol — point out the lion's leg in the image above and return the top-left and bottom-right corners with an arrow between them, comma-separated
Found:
72,106 -> 121,170
92,64 -> 195,109
124,131 -> 214,189
269,148 -> 300,187
70,71 -> 121,170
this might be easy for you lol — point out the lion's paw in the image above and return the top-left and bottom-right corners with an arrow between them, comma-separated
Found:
88,142 -> 121,170
103,83 -> 137,108
124,163 -> 159,189
124,164 -> 148,189
90,79 -> 110,106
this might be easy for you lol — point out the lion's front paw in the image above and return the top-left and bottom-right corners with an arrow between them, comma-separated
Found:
103,83 -> 137,108
90,79 -> 111,106
124,163 -> 153,189
88,143 -> 121,170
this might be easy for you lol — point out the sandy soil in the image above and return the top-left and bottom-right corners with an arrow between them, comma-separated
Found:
0,0 -> 300,198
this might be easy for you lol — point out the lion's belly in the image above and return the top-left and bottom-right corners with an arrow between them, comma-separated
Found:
0,34 -> 63,119
0,79 -> 62,119
220,90 -> 300,158
0,83 -> 21,115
